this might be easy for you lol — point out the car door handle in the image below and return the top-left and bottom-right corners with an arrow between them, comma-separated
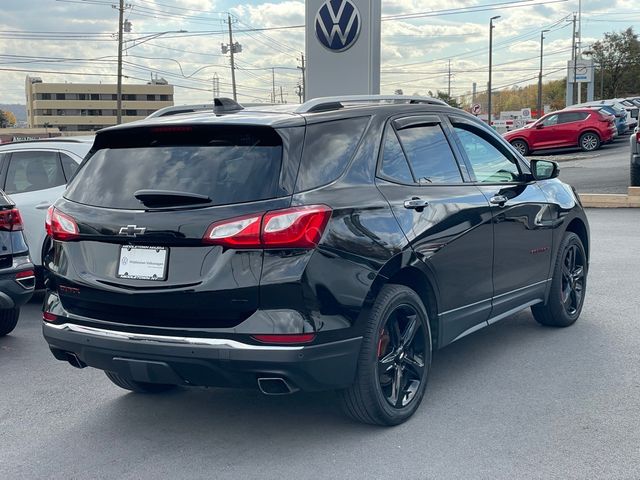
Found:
35,202 -> 51,210
404,198 -> 429,210
489,194 -> 508,206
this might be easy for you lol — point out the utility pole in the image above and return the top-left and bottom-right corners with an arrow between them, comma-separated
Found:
488,16 -> 500,125
271,68 -> 276,103
116,0 -> 124,124
571,14 -> 577,105
297,53 -> 306,102
447,59 -> 452,97
227,15 -> 237,101
295,84 -> 303,103
537,29 -> 549,119
577,0 -> 582,103
280,85 -> 284,103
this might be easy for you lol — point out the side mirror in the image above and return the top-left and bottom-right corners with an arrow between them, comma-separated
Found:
530,159 -> 559,180
536,124 -> 544,129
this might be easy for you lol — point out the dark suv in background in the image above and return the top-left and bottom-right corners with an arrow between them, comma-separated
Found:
42,96 -> 589,425
0,192 -> 34,336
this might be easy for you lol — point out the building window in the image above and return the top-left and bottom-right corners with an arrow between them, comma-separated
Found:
40,93 -> 51,100
56,93 -> 65,100
125,110 -> 137,116
147,94 -> 156,101
91,94 -> 100,100
160,95 -> 169,101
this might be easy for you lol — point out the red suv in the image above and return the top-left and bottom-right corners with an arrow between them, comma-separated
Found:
503,108 -> 616,155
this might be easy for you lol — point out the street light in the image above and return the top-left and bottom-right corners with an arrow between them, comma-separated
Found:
487,15 -> 500,126
537,29 -> 550,119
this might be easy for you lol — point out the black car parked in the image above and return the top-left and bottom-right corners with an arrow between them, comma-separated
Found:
0,191 -> 34,336
42,96 -> 589,425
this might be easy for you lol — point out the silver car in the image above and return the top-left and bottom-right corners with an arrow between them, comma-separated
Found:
0,137 -> 93,281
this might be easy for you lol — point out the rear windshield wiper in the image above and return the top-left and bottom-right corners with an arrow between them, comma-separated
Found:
134,189 -> 212,208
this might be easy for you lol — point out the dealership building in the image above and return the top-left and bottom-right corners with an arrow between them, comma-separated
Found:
25,76 -> 174,133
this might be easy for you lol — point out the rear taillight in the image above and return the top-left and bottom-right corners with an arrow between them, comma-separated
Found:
252,333 -> 316,344
0,208 -> 23,231
46,206 -> 79,241
203,213 -> 262,248
203,205 -> 332,249
43,312 -> 58,322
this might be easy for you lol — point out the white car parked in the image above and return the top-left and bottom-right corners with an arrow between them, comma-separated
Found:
0,137 -> 93,281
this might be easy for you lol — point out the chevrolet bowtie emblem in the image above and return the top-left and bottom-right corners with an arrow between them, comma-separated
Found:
118,225 -> 147,236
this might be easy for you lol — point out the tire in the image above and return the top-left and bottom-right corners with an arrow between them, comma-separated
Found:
0,308 -> 19,337
339,284 -> 432,426
579,132 -> 600,152
105,371 -> 177,393
531,232 -> 587,327
511,139 -> 529,156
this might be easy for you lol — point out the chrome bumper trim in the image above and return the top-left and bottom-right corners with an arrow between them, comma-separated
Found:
43,322 -> 304,351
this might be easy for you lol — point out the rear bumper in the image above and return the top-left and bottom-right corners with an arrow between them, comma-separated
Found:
0,266 -> 35,309
43,321 -> 362,392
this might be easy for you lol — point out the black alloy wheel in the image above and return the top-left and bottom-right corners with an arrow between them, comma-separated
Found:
377,304 -> 427,409
560,243 -> 585,316
532,232 -> 587,327
340,284 -> 431,426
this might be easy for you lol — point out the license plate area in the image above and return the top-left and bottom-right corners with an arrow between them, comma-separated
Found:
117,245 -> 168,281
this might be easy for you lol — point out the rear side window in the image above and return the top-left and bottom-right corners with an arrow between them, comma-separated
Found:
5,151 -> 66,194
396,124 -> 462,184
65,127 -> 284,209
379,128 -> 414,183
295,117 -> 369,192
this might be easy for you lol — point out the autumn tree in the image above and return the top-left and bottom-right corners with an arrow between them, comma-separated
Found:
590,27 -> 640,98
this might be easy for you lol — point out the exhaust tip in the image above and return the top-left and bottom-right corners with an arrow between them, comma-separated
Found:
66,352 -> 86,369
257,377 -> 297,395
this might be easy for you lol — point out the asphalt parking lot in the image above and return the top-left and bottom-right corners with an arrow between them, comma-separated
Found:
530,136 -> 631,194
1,208 -> 639,480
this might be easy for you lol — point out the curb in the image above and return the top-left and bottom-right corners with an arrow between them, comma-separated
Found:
579,187 -> 640,208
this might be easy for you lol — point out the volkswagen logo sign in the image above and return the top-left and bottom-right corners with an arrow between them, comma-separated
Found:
315,0 -> 361,52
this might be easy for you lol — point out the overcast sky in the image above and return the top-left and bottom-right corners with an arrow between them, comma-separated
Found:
0,0 -> 636,105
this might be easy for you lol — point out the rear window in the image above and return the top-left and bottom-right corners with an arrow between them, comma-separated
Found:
65,126 -> 283,209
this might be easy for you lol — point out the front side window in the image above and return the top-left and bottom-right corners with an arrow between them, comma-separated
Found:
454,125 -> 520,183
396,124 -> 462,184
542,114 -> 559,126
5,151 -> 66,194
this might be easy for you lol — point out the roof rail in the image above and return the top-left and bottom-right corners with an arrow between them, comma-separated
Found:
146,98 -> 244,118
294,95 -> 448,113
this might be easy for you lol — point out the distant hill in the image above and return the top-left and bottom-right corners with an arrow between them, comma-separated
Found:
0,104 -> 26,123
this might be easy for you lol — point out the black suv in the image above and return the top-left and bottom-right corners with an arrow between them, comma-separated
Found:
42,96 -> 589,425
0,192 -> 34,336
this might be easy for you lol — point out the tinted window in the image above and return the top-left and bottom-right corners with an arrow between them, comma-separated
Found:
60,153 -> 79,181
559,112 -> 588,123
396,124 -> 461,184
379,128 -> 413,183
5,151 -> 65,194
65,128 -> 283,209
295,117 -> 369,192
454,126 -> 520,183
